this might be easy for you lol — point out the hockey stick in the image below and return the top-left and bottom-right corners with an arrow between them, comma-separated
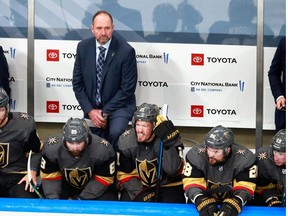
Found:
155,104 -> 169,201
27,150 -> 45,198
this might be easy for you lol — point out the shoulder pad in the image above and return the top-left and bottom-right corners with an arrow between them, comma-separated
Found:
89,135 -> 115,160
186,144 -> 207,168
118,128 -> 138,151
42,135 -> 62,156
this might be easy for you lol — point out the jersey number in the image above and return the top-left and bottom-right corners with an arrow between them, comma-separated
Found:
40,157 -> 46,170
110,161 -> 115,175
249,165 -> 258,178
183,162 -> 193,177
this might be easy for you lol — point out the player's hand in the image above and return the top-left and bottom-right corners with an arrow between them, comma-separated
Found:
267,198 -> 282,207
133,187 -> 156,202
217,197 -> 242,216
18,170 -> 38,193
153,115 -> 180,149
195,195 -> 219,216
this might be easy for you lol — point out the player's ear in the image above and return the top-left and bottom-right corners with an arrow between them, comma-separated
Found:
225,147 -> 231,155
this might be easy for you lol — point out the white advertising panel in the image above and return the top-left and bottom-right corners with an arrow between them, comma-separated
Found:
0,38 -> 28,113
33,39 -> 276,129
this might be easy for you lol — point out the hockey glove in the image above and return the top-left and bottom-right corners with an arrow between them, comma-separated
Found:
133,187 -> 156,202
195,195 -> 219,216
217,196 -> 242,216
263,188 -> 282,207
266,197 -> 282,207
153,115 -> 180,149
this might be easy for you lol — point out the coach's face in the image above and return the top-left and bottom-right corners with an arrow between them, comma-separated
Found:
91,13 -> 114,45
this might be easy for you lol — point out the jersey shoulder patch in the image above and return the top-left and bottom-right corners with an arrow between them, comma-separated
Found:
118,128 -> 138,151
43,135 -> 62,154
186,144 -> 206,168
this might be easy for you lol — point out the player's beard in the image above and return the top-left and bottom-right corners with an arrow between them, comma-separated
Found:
208,157 -> 217,165
208,157 -> 225,166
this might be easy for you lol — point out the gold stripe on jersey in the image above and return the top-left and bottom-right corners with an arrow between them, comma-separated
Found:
255,182 -> 277,194
233,179 -> 256,195
40,171 -> 62,180
183,177 -> 206,191
161,181 -> 183,187
94,175 -> 114,186
117,169 -> 139,183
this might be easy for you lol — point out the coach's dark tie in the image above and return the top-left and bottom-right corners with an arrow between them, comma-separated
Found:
96,46 -> 106,105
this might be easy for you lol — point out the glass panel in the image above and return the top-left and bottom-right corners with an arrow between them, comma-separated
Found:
0,0 -> 28,38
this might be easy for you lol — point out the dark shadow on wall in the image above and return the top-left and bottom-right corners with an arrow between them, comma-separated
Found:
206,0 -> 276,46
145,2 -> 204,44
64,0 -> 145,41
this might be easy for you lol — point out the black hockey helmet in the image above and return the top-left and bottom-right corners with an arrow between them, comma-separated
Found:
63,117 -> 90,143
132,103 -> 159,127
0,87 -> 9,111
205,125 -> 234,149
271,129 -> 286,153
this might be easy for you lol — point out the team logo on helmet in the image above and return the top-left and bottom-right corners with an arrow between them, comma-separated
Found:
271,129 -> 286,152
63,118 -> 89,143
132,103 -> 159,126
205,125 -> 234,149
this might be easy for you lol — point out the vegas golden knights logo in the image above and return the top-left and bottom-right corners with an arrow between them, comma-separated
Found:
207,180 -> 232,202
136,158 -> 158,187
65,167 -> 92,189
0,143 -> 9,168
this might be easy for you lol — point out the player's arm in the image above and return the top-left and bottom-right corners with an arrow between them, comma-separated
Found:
182,160 -> 207,202
24,118 -> 43,172
40,154 -> 62,199
79,156 -> 116,199
183,160 -> 219,215
153,115 -> 184,176
162,142 -> 184,177
217,159 -> 257,216
117,149 -> 143,200
233,159 -> 257,204
257,161 -> 282,206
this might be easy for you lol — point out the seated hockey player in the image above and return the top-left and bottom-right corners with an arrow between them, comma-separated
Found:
40,117 -> 117,200
182,125 -> 257,216
0,87 -> 42,198
254,129 -> 286,207
117,103 -> 185,203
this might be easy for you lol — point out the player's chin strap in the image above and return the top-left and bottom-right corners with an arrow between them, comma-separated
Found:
27,150 -> 45,199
